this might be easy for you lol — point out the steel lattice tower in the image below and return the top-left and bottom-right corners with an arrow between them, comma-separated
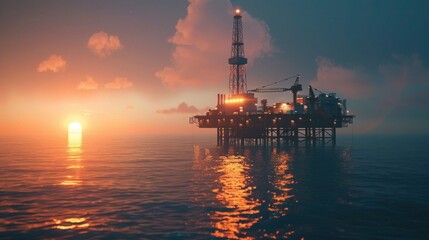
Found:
228,9 -> 248,95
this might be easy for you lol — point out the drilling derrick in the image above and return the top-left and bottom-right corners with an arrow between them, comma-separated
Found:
229,9 -> 247,95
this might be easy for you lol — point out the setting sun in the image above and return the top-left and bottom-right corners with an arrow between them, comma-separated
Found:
68,122 -> 82,134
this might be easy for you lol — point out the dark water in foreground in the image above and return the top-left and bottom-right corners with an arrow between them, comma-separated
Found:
0,134 -> 428,239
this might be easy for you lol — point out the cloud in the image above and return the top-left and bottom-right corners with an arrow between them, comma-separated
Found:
311,57 -> 372,99
105,77 -> 133,89
375,54 -> 429,113
341,54 -> 429,134
77,75 -> 98,90
379,54 -> 429,88
157,102 -> 206,114
155,0 -> 272,89
87,31 -> 123,57
37,54 -> 67,73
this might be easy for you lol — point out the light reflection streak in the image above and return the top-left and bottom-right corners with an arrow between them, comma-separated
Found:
60,132 -> 83,186
269,150 -> 295,218
53,132 -> 89,231
193,146 -> 298,239
211,154 -> 260,239
53,217 -> 90,230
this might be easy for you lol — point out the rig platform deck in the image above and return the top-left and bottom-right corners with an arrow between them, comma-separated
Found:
194,112 -> 353,146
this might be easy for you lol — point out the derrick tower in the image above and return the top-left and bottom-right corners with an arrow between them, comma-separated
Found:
228,9 -> 247,95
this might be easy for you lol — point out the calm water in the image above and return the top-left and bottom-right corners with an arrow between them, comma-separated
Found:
0,134 -> 428,239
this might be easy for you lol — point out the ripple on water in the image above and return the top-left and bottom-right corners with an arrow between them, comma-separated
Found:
0,135 -> 428,239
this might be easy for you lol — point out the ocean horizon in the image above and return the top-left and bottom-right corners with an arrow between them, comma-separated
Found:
1,134 -> 428,239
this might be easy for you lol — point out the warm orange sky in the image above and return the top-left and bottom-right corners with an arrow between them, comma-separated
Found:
1,0 -> 429,136
0,1 -> 273,136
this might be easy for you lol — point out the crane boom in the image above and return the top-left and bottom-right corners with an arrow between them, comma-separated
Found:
248,87 -> 291,93
259,74 -> 299,89
247,74 -> 303,105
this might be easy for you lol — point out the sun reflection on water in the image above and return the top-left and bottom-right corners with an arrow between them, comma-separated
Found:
53,132 -> 89,231
53,217 -> 90,230
60,132 -> 83,186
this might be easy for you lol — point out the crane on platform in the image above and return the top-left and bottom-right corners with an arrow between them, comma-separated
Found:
247,74 -> 302,105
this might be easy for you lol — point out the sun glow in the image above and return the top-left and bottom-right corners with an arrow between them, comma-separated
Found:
68,121 -> 82,149
68,122 -> 82,134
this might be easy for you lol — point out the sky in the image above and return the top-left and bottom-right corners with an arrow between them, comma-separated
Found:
1,0 -> 428,136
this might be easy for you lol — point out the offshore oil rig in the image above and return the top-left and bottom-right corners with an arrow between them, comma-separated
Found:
192,9 -> 354,146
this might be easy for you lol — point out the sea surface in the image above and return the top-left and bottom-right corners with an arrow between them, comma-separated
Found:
0,134 -> 428,239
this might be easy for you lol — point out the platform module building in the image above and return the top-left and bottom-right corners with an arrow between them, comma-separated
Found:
192,9 -> 354,146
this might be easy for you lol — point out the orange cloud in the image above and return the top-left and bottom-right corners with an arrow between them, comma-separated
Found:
311,57 -> 372,99
87,31 -> 123,57
105,77 -> 133,89
77,75 -> 98,90
157,102 -> 206,114
156,0 -> 272,90
37,54 -> 67,73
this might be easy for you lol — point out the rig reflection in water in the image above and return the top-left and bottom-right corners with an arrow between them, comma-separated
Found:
211,154 -> 260,238
193,146 -> 299,239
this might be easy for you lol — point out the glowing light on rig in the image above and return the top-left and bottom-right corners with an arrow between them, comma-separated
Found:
235,9 -> 241,15
281,103 -> 293,112
225,98 -> 245,104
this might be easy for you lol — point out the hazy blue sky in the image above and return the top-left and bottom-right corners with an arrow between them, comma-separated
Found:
1,0 -> 428,135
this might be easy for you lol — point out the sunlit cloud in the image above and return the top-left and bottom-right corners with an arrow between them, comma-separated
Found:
157,102 -> 207,114
105,77 -> 133,89
77,75 -> 98,90
311,57 -> 372,99
124,105 -> 134,110
87,31 -> 123,57
37,54 -> 67,73
156,0 -> 272,90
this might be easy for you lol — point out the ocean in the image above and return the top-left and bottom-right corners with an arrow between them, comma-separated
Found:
0,134 -> 428,239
